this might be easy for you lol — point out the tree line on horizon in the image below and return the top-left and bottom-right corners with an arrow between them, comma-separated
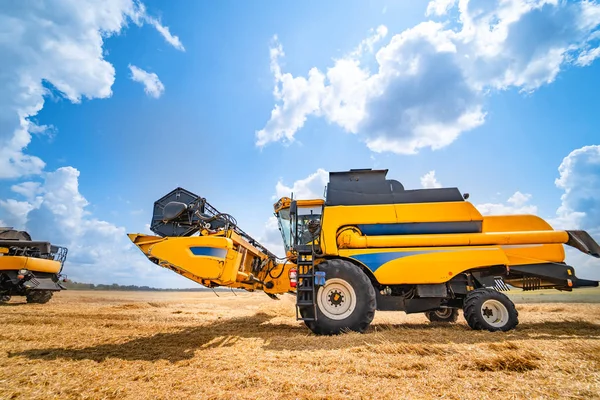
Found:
62,281 -> 235,292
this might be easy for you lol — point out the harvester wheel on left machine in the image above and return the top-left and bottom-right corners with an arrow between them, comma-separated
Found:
26,291 -> 53,304
300,259 -> 376,335
425,308 -> 459,323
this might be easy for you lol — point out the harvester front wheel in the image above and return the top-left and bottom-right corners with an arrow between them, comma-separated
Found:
300,259 -> 376,335
463,288 -> 518,332
425,308 -> 459,323
26,290 -> 53,304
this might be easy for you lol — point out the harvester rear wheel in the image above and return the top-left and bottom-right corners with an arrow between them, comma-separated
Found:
425,308 -> 459,323
300,259 -> 376,335
26,290 -> 53,304
463,288 -> 518,332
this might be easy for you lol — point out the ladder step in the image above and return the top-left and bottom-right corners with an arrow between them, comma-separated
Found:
297,287 -> 314,292
296,301 -> 315,306
298,274 -> 315,278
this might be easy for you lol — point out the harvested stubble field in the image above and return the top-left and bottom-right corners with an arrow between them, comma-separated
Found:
1,289 -> 600,400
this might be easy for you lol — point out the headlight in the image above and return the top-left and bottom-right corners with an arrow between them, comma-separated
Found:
18,269 -> 28,275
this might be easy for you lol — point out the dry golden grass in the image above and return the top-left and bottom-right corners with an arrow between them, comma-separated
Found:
1,289 -> 600,399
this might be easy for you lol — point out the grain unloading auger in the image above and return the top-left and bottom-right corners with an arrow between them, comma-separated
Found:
128,169 -> 600,334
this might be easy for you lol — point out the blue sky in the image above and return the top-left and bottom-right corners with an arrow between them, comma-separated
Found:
1,0 -> 599,288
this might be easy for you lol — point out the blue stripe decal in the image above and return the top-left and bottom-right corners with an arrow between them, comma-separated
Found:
351,251 -> 434,273
189,247 -> 227,258
351,248 -> 495,273
357,222 -> 482,236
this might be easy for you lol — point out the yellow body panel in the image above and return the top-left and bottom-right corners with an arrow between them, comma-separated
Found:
128,233 -> 294,294
482,214 -> 554,232
131,234 -> 240,282
319,201 -> 575,285
321,202 -> 483,254
341,242 -> 568,285
274,197 -> 324,213
0,256 -> 61,274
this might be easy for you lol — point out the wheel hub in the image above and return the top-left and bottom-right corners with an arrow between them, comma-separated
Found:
317,278 -> 357,321
435,308 -> 452,318
481,299 -> 509,327
328,290 -> 345,307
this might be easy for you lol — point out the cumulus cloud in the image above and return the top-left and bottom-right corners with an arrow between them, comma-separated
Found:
274,168 -> 329,200
476,191 -> 538,216
0,167 -> 189,287
257,0 -> 600,154
420,170 -> 442,188
129,65 -> 165,98
426,0 -> 457,16
0,0 -> 182,179
550,145 -> 600,230
548,145 -> 600,280
0,1 -> 186,286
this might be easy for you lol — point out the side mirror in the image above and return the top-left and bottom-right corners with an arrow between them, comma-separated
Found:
463,193 -> 470,200
290,201 -> 297,216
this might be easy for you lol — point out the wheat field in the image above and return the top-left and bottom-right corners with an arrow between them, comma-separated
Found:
1,288 -> 600,399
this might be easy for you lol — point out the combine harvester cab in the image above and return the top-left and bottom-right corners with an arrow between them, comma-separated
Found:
0,228 -> 68,304
128,169 -> 600,335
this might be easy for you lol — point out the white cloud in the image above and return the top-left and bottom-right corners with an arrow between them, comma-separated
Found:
350,25 -> 389,57
476,191 -> 538,215
0,199 -> 40,230
426,0 -> 457,16
0,0 -> 182,179
550,145 -> 600,230
420,170 -> 442,188
147,17 -> 186,51
274,168 -> 329,200
255,37 -> 326,147
258,216 -> 286,258
128,65 -> 165,98
549,145 -> 600,280
0,1 -> 186,287
257,1 -> 600,154
10,181 -> 42,201
0,167 -> 190,287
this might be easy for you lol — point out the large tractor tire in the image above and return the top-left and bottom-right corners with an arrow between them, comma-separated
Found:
300,259 -> 376,335
425,308 -> 459,323
463,288 -> 518,332
26,291 -> 53,304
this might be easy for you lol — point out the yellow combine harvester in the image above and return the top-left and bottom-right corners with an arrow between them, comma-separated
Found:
0,228 -> 68,303
128,169 -> 600,334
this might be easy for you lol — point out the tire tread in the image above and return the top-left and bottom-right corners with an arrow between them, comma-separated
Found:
463,288 -> 518,332
300,259 -> 376,335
